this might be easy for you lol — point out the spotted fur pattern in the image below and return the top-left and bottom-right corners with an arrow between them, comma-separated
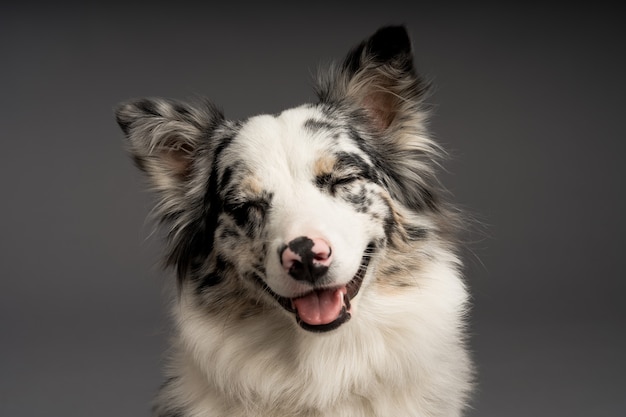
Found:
116,26 -> 472,417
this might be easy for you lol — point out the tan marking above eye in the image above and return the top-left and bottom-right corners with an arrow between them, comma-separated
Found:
313,154 -> 337,178
240,175 -> 264,196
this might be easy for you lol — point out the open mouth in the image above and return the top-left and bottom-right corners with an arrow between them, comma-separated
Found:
262,244 -> 374,333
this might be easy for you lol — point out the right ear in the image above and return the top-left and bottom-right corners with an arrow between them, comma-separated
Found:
115,98 -> 223,204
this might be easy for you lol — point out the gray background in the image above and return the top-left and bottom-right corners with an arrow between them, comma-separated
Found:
1,2 -> 624,416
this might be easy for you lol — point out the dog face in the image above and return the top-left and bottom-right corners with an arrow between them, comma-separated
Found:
116,26 -> 442,333
210,107 -> 395,331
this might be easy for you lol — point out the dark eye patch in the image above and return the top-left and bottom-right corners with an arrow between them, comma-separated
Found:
224,199 -> 269,229
222,188 -> 273,238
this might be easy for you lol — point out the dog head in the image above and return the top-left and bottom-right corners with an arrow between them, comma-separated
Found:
116,26 -> 443,332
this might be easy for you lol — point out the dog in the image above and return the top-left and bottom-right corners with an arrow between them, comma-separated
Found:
116,25 -> 472,417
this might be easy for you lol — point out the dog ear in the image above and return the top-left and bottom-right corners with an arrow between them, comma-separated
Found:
116,98 -> 224,282
115,98 -> 223,201
316,25 -> 428,132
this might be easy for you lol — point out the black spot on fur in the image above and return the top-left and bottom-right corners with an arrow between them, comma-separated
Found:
315,173 -> 333,189
170,134 -> 235,285
196,271 -> 222,293
196,256 -> 228,293
383,213 -> 397,241
344,132 -> 388,185
173,102 -> 192,117
136,98 -> 160,117
345,185 -> 369,209
224,202 -> 252,229
304,118 -> 338,133
335,152 -> 371,176
220,166 -> 234,191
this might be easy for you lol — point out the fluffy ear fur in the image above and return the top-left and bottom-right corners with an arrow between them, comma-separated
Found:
115,98 -> 222,195
316,26 -> 442,212
316,25 -> 425,130
115,98 -> 224,280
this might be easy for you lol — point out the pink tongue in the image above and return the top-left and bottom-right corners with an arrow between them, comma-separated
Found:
292,287 -> 346,326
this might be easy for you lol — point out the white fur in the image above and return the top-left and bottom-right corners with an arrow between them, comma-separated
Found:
164,245 -> 470,417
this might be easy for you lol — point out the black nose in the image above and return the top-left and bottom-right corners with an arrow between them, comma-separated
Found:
279,236 -> 332,284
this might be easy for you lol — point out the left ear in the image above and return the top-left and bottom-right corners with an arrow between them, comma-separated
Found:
115,98 -> 223,210
115,98 -> 224,282
316,25 -> 428,132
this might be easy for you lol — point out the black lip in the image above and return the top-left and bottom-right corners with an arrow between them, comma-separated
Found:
296,306 -> 351,333
254,243 -> 375,332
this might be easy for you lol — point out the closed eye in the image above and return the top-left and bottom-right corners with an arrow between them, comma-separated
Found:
331,175 -> 361,188
316,173 -> 362,194
224,199 -> 269,228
